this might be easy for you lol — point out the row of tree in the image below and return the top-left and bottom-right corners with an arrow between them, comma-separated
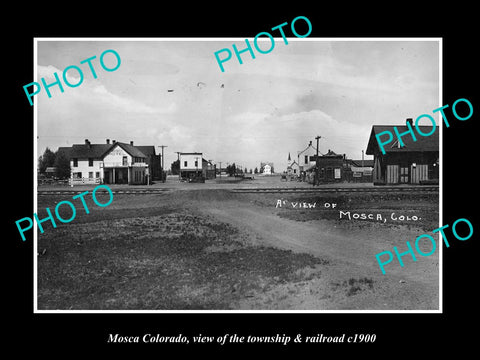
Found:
38,148 -> 71,179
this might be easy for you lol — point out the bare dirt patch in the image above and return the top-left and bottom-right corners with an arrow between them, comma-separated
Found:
37,208 -> 325,310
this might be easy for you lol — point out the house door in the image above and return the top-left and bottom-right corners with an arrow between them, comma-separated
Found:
400,166 -> 409,183
104,169 -> 111,184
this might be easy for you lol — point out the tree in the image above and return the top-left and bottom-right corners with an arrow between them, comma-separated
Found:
171,159 -> 180,175
228,163 -> 236,176
249,168 -> 253,174
254,167 -> 258,174
38,147 -> 56,174
54,150 -> 71,179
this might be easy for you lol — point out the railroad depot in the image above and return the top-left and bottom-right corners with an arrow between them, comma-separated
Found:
57,139 -> 161,186
366,119 -> 439,185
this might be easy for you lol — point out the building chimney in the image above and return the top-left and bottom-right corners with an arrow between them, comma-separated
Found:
106,139 -> 110,144
112,140 -> 116,144
130,141 -> 134,146
85,139 -> 91,148
309,141 -> 312,146
406,118 -> 413,126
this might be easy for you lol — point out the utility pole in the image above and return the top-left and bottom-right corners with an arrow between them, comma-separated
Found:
158,145 -> 168,183
315,136 -> 321,186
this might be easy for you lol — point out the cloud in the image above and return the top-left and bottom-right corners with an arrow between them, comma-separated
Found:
90,84 -> 176,114
37,64 -> 93,89
36,64 -> 176,115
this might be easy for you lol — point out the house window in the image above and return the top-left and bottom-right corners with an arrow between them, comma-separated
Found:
122,156 -> 128,166
88,158 -> 93,166
95,172 -> 100,178
195,160 -> 198,167
293,169 -> 297,174
184,161 -> 188,167
88,172 -> 93,178
305,155 -> 308,164
73,172 -> 82,178
73,158 -> 78,167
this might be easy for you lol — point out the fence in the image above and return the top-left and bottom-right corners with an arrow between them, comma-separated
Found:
69,177 -> 102,185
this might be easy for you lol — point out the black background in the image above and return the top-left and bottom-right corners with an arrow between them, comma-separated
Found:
7,3 -> 478,355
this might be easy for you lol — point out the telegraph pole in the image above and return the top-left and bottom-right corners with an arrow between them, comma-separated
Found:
315,136 -> 321,186
158,145 -> 168,183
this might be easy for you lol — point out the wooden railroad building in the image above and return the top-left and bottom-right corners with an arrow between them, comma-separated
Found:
366,119 -> 439,185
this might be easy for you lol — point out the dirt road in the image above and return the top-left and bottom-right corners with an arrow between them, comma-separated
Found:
172,189 -> 439,310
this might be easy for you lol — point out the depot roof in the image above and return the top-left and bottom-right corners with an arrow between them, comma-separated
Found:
366,125 -> 439,155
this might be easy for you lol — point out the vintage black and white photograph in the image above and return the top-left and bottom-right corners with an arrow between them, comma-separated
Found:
34,38 -> 441,311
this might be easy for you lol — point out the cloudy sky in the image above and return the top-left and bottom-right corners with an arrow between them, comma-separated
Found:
36,39 -> 440,171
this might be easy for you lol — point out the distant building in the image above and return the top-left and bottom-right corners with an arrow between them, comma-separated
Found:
297,141 -> 317,173
344,159 -> 374,183
366,119 -> 439,185
260,162 -> 274,174
263,164 -> 272,175
179,152 -> 216,180
307,149 -> 344,183
44,167 -> 57,178
57,139 -> 159,185
287,160 -> 299,177
135,145 -> 162,181
286,152 -> 299,178
203,158 -> 216,179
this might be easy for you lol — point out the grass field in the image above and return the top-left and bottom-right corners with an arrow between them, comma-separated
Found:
36,182 -> 439,311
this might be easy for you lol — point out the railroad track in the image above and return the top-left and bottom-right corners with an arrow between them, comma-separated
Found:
230,186 -> 439,194
37,188 -> 171,196
37,185 -> 439,196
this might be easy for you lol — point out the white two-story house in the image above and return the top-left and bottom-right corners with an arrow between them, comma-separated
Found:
179,152 -> 203,179
297,141 -> 318,173
59,139 -> 150,185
